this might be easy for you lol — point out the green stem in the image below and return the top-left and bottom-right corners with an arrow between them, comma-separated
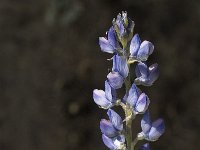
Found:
125,114 -> 132,150
124,63 -> 133,150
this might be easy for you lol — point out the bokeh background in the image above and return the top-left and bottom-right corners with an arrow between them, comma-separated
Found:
0,0 -> 200,150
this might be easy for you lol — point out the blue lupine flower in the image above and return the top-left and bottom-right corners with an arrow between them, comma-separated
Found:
139,143 -> 150,150
140,111 -> 165,141
100,109 -> 125,150
102,134 -> 125,150
123,83 -> 150,114
135,62 -> 159,86
107,55 -> 129,89
99,26 -> 120,54
93,81 -> 116,109
100,109 -> 123,137
130,34 -> 154,61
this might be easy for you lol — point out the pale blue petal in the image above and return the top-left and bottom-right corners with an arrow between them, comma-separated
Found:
105,80 -> 117,103
105,81 -> 112,101
141,111 -> 152,135
137,41 -> 154,61
148,119 -> 165,141
148,63 -> 159,85
135,62 -> 148,78
108,27 -> 119,49
102,134 -> 117,150
135,93 -> 150,114
107,72 -> 124,89
100,119 -> 118,138
139,143 -> 150,150
126,83 -> 140,106
112,55 -> 118,72
93,89 -> 112,109
112,55 -> 129,78
107,109 -> 123,131
130,34 -> 141,57
99,37 -> 115,53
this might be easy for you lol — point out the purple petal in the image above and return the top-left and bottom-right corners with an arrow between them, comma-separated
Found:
139,143 -> 150,150
148,119 -> 165,141
135,62 -> 148,78
93,89 -> 112,109
135,93 -> 150,114
112,55 -> 129,78
108,27 -> 119,49
102,134 -> 117,149
100,119 -> 118,137
137,41 -> 154,61
126,83 -> 140,106
107,72 -> 124,89
105,81 -> 117,103
130,34 -> 141,57
105,81 -> 112,101
141,111 -> 152,135
148,63 -> 159,85
107,109 -> 123,131
99,37 -> 115,53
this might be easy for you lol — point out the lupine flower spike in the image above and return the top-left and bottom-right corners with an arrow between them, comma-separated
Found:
93,11 -> 165,150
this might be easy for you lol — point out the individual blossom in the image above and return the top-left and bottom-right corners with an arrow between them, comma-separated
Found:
123,83 -> 150,114
139,143 -> 150,150
99,26 -> 121,54
102,134 -> 125,150
107,55 -> 129,89
100,109 -> 126,150
130,34 -> 154,61
140,111 -> 165,142
113,11 -> 135,47
93,81 -> 116,109
135,62 -> 159,86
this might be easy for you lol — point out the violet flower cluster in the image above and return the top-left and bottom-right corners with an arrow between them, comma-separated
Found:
93,12 -> 165,150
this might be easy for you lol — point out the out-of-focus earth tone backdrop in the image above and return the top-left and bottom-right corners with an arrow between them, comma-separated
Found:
0,0 -> 200,150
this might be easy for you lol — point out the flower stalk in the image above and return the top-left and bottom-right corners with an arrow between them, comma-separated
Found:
93,11 -> 165,150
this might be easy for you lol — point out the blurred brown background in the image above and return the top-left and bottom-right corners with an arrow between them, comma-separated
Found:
0,0 -> 200,150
